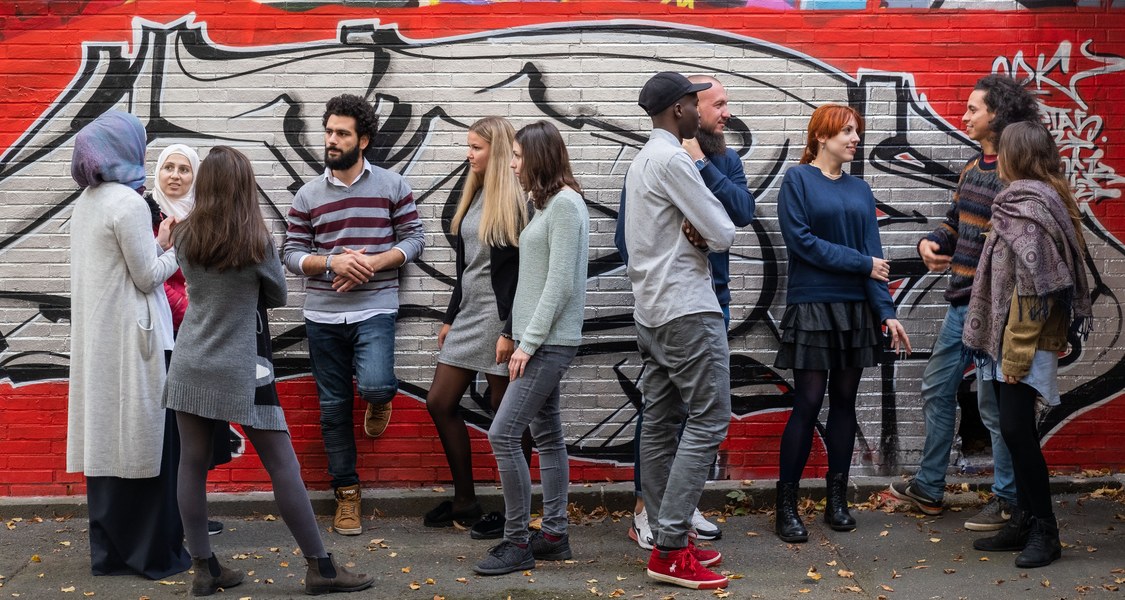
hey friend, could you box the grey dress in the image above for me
[439,194,508,376]
[163,241,289,431]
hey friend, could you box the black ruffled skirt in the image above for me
[774,301,883,370]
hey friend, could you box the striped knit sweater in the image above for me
[923,154,1003,306]
[283,162,425,313]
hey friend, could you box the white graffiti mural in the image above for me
[0,16,1122,473]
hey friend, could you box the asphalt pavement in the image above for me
[1,477,1123,600]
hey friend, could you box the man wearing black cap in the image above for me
[622,71,736,591]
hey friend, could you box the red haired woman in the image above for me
[773,104,910,543]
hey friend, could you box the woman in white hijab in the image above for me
[145,144,232,537]
[146,144,200,331]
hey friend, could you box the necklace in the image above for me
[812,162,842,180]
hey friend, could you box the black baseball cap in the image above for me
[638,72,712,116]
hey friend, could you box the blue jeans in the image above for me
[305,313,398,489]
[489,344,577,545]
[914,304,1016,503]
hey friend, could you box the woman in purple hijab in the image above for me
[66,110,191,579]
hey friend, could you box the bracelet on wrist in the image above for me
[325,254,333,275]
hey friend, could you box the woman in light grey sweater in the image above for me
[165,147,372,597]
[474,121,589,576]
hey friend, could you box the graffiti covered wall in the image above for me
[0,0,1122,496]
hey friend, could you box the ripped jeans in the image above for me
[306,313,398,489]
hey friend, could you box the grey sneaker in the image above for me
[473,540,535,576]
[964,496,1013,532]
[888,480,943,516]
[529,530,572,561]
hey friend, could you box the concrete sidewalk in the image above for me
[1,476,1123,599]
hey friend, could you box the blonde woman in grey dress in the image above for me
[425,117,529,532]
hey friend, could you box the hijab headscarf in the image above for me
[152,144,201,220]
[70,110,147,190]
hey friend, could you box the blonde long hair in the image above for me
[450,117,527,247]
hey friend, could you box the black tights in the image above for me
[427,363,532,509]
[995,381,1054,519]
[779,368,863,483]
[176,412,326,560]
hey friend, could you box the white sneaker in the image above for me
[691,508,722,540]
[629,508,654,550]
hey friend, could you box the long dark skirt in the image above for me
[86,408,191,579]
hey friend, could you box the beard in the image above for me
[694,126,727,157]
[325,143,362,171]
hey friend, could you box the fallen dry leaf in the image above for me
[837,569,854,578]
[806,567,822,581]
[401,567,411,574]
[929,537,941,543]
[880,584,894,592]
[879,530,889,537]
[409,581,421,590]
[943,569,956,574]
[61,586,75,593]
[455,577,468,584]
[1041,579,1051,588]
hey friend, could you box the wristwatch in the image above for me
[694,158,708,170]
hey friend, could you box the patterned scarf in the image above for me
[963,179,1092,361]
[70,110,147,190]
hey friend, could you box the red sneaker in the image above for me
[646,547,729,589]
[688,539,722,567]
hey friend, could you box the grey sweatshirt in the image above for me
[624,128,735,328]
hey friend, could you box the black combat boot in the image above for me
[775,481,808,543]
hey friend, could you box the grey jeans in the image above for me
[488,344,578,545]
[637,312,730,549]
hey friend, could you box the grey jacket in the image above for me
[623,128,735,328]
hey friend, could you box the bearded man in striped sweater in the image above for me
[284,94,425,536]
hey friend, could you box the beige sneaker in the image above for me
[364,402,392,438]
[333,485,363,535]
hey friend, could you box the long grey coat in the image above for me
[67,183,178,478]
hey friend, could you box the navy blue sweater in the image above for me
[776,164,895,322]
[615,147,755,306]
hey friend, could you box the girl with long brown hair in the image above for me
[165,146,373,596]
[474,121,588,576]
[965,121,1091,568]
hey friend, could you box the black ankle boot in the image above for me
[824,473,856,531]
[973,504,1030,552]
[1015,515,1061,568]
[775,481,808,543]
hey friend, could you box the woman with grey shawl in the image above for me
[964,121,1092,569]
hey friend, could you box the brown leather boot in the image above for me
[305,553,375,595]
[190,554,244,596]
[333,484,363,536]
